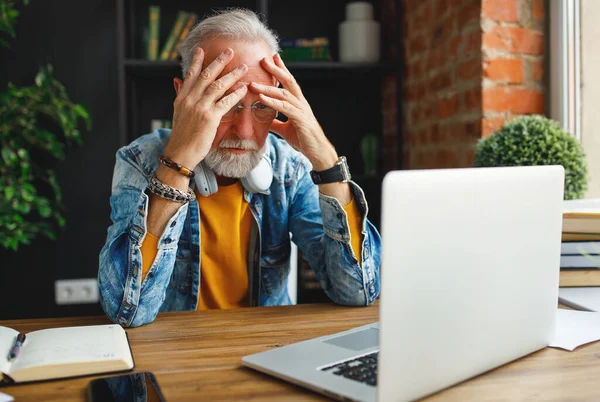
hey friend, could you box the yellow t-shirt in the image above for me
[140,184,364,310]
[196,182,251,309]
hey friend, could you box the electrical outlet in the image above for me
[55,278,99,305]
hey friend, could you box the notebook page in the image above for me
[549,309,600,351]
[0,391,14,402]
[9,325,129,373]
[558,287,600,312]
[0,327,19,376]
[563,198,600,213]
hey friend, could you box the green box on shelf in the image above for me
[280,46,330,62]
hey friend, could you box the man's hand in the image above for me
[249,54,339,172]
[164,47,249,171]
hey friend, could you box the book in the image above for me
[169,12,197,61]
[561,255,600,268]
[561,241,600,255]
[280,46,330,61]
[560,269,600,287]
[0,324,134,384]
[562,198,600,234]
[279,37,329,48]
[147,6,160,60]
[558,287,600,311]
[159,11,189,61]
[562,232,600,241]
[279,36,331,62]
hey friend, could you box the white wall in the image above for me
[580,0,600,198]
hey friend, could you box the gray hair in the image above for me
[178,8,280,77]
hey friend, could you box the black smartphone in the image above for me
[87,371,166,402]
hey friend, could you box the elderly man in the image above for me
[98,8,380,327]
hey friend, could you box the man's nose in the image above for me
[232,109,254,140]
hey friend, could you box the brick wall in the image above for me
[393,0,546,170]
[481,0,545,136]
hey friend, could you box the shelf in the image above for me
[123,59,398,76]
[285,61,397,72]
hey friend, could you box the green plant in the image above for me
[473,115,588,200]
[0,0,91,250]
[0,0,28,48]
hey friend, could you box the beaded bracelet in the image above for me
[147,175,196,203]
[158,155,195,178]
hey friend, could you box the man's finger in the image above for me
[257,93,300,119]
[178,47,205,99]
[248,82,303,109]
[215,84,248,116]
[269,119,301,151]
[273,54,307,101]
[260,57,303,99]
[200,64,248,105]
[187,48,235,102]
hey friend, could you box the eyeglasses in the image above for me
[221,100,278,123]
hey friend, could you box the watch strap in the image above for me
[310,156,351,185]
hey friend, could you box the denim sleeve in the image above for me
[288,159,381,306]
[98,148,188,327]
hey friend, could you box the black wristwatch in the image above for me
[310,156,351,185]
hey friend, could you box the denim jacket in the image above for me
[98,129,381,327]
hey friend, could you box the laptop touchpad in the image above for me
[323,328,379,351]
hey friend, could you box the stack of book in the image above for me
[146,6,198,61]
[559,198,600,287]
[279,37,331,62]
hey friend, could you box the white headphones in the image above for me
[193,153,273,196]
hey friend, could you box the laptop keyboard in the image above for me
[320,352,378,386]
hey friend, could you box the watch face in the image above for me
[340,158,351,181]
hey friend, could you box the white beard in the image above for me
[203,138,264,178]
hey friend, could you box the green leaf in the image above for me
[34,69,46,87]
[21,188,34,202]
[56,215,65,227]
[38,203,51,218]
[4,186,15,200]
[16,148,28,158]
[73,104,90,120]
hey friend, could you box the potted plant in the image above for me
[473,115,589,200]
[0,0,91,250]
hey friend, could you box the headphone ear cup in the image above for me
[193,161,218,196]
[241,154,273,193]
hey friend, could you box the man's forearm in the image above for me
[318,182,352,206]
[310,146,352,206]
[147,165,192,236]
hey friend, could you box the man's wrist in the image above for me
[155,165,192,192]
[318,182,352,205]
[308,147,338,172]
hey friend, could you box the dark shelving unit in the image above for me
[124,58,398,71]
[115,0,402,304]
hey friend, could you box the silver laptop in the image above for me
[242,165,565,402]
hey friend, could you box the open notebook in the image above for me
[0,324,134,384]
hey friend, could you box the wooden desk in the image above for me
[1,303,599,401]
